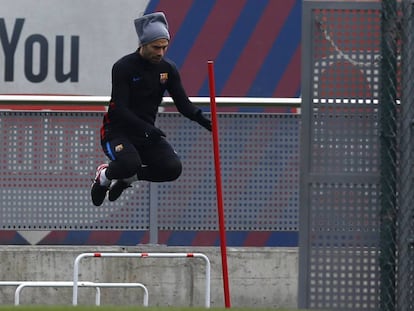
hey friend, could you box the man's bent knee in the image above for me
[164,159,182,181]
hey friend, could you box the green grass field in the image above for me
[0,306,306,311]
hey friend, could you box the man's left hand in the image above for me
[195,111,212,131]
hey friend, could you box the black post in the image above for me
[379,1,398,310]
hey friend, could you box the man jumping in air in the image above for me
[91,12,211,206]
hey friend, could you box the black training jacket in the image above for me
[101,51,201,141]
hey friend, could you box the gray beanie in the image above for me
[134,12,170,46]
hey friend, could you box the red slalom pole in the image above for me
[207,60,231,308]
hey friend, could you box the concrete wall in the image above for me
[0,246,298,308]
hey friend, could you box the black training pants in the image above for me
[101,135,182,182]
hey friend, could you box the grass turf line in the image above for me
[0,306,305,311]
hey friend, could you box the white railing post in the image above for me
[72,253,91,305]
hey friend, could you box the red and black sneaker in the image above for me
[91,164,109,206]
[108,180,132,202]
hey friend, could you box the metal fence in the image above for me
[397,1,414,310]
[300,1,414,310]
[0,96,300,246]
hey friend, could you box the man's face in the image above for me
[140,38,169,63]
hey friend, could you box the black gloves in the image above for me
[145,126,166,141]
[194,110,212,131]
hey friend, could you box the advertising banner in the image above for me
[0,0,149,95]
[1,0,302,97]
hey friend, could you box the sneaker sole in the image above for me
[91,182,108,206]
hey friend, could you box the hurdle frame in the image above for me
[12,281,148,306]
[72,252,211,308]
[11,281,149,307]
[14,281,100,306]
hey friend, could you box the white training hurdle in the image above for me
[14,281,101,306]
[0,280,148,306]
[72,252,211,308]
